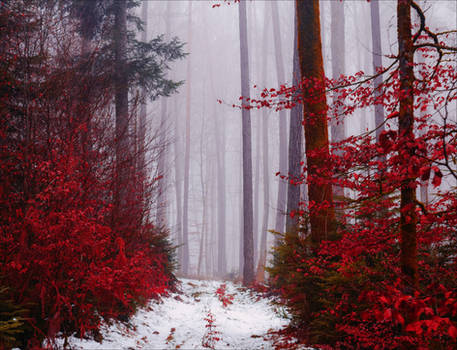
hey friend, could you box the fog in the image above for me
[138,0,457,278]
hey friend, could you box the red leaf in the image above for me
[449,325,457,339]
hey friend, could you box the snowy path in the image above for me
[60,278,289,349]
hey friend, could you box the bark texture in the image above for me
[330,0,345,200]
[397,0,418,287]
[239,0,254,285]
[271,1,288,236]
[182,0,192,275]
[371,0,385,144]
[286,10,303,234]
[296,0,336,245]
[113,0,130,226]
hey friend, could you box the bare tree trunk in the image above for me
[270,1,288,236]
[173,103,183,273]
[113,0,130,228]
[256,12,270,281]
[253,103,261,266]
[156,1,171,227]
[286,10,302,234]
[215,106,227,277]
[397,0,417,288]
[239,0,254,285]
[136,0,148,222]
[296,0,336,246]
[197,115,207,277]
[371,0,385,145]
[330,0,345,200]
[208,160,216,277]
[182,0,192,275]
[239,155,244,276]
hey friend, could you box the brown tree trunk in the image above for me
[239,0,254,285]
[397,0,418,288]
[296,0,336,246]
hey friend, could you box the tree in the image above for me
[156,1,172,227]
[397,0,417,288]
[330,0,345,200]
[370,0,385,145]
[113,0,130,228]
[238,0,254,285]
[296,0,336,245]
[286,7,303,234]
[271,1,288,236]
[182,0,192,275]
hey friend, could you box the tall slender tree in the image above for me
[397,0,417,287]
[182,0,192,275]
[239,0,254,285]
[256,5,270,281]
[371,0,385,145]
[156,1,172,227]
[271,1,288,236]
[113,0,130,228]
[296,0,336,245]
[286,9,303,234]
[330,0,345,200]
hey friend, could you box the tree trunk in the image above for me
[296,0,336,246]
[286,10,303,234]
[214,99,227,277]
[182,0,192,275]
[173,100,183,273]
[330,0,345,200]
[271,1,288,236]
[137,0,148,222]
[113,0,130,228]
[156,1,171,227]
[239,0,254,285]
[371,0,385,145]
[256,11,270,281]
[397,0,418,288]
[197,115,207,277]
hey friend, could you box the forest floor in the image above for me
[57,278,297,349]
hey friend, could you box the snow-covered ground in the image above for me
[57,278,291,349]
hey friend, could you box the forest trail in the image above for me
[58,278,290,349]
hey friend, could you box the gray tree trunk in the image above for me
[173,103,183,273]
[197,115,207,277]
[370,0,385,144]
[137,0,148,221]
[286,11,303,234]
[239,0,254,285]
[156,1,171,227]
[256,9,270,282]
[113,0,130,225]
[270,1,288,236]
[182,0,192,275]
[330,0,345,200]
[215,103,227,277]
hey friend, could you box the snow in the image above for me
[56,278,292,349]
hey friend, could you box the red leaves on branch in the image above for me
[264,39,457,349]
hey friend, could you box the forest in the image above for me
[1,0,457,349]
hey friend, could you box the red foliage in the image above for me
[0,4,173,348]
[261,27,457,349]
[215,284,234,308]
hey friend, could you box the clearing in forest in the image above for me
[58,278,292,349]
